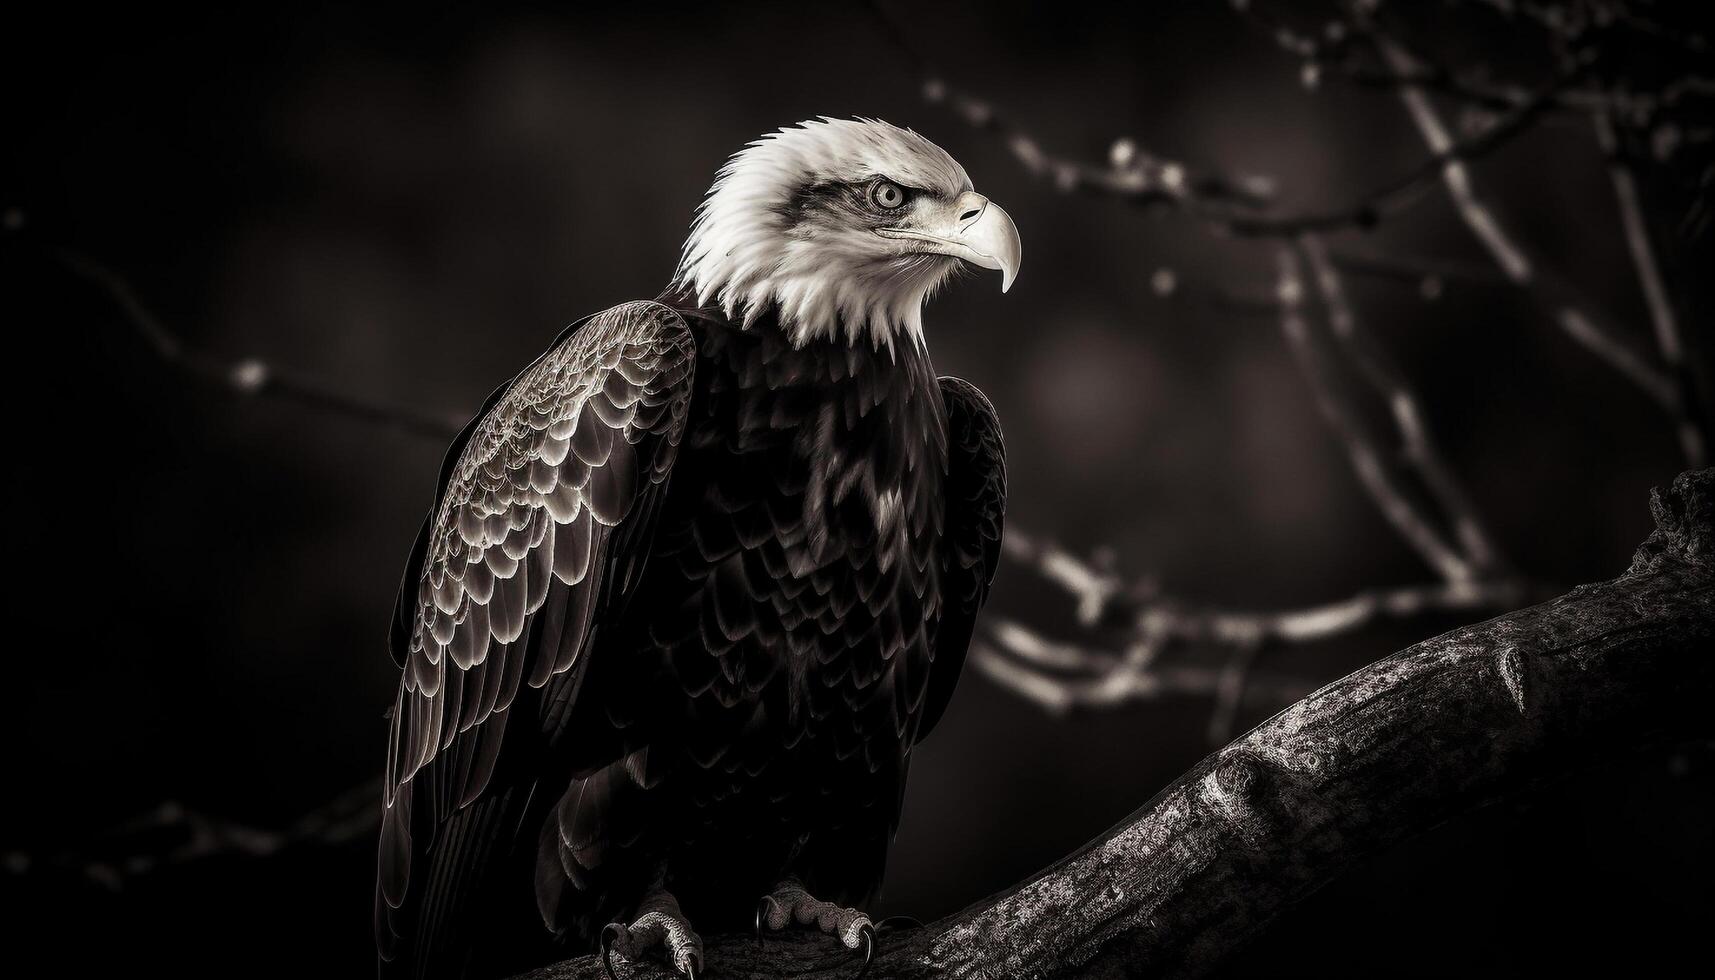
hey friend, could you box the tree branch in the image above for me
[1373,38,1698,460]
[971,576,1537,717]
[1299,234,1505,575]
[5,780,381,891]
[969,617,1315,724]
[1275,246,1474,582]
[866,0,1697,467]
[1592,112,1710,466]
[519,468,1714,979]
[57,248,467,441]
[863,0,1574,238]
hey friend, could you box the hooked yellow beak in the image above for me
[878,190,1022,293]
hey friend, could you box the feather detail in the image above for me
[377,301,696,974]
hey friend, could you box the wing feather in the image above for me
[376,301,696,972]
[917,376,1006,743]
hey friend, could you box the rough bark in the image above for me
[520,469,1714,980]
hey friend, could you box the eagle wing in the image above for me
[917,376,1006,742]
[375,301,696,971]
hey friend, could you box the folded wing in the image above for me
[375,301,696,973]
[918,376,1006,743]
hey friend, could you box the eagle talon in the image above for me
[854,923,876,980]
[599,901,703,980]
[756,878,879,973]
[754,896,776,949]
[600,923,624,980]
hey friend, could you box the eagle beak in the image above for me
[879,191,1022,293]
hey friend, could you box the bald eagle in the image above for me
[375,118,1015,980]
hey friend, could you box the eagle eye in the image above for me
[868,179,906,210]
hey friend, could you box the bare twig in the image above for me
[1378,39,1534,281]
[1593,112,1709,466]
[1001,526,1536,646]
[1137,577,1536,646]
[1374,39,1695,443]
[970,619,1312,717]
[924,74,1277,214]
[867,0,1704,477]
[1325,246,1511,291]
[979,244,1540,730]
[1000,526,1136,627]
[865,0,1574,239]
[1207,636,1264,745]
[58,248,467,441]
[5,779,381,891]
[1238,0,1644,118]
[877,0,1696,468]
[1277,246,1475,582]
[1146,247,1512,316]
[1300,234,1505,574]
[978,555,1538,721]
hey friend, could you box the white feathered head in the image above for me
[674,117,1021,351]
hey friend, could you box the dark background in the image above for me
[6,1,1711,977]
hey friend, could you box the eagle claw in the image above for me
[754,896,776,949]
[755,879,878,976]
[600,923,623,980]
[599,903,704,980]
[854,922,876,980]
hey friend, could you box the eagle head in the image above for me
[674,117,1022,351]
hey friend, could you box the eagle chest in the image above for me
[658,331,948,749]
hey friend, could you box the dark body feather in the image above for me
[375,292,1006,979]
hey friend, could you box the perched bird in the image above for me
[375,117,1014,980]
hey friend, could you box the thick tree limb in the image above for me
[520,468,1713,980]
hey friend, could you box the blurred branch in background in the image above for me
[863,0,1710,730]
[1283,238,1497,583]
[863,0,1708,459]
[4,780,380,891]
[1371,34,1705,463]
[59,249,469,441]
[980,244,1549,741]
[871,1,1580,239]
